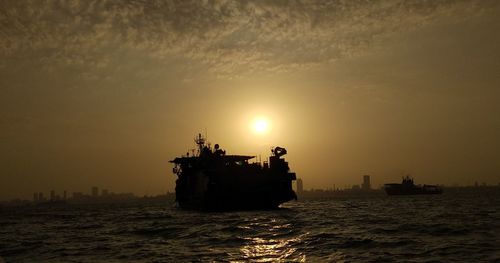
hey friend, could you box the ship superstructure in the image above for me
[170,134,297,210]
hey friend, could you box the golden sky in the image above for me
[1,0,500,200]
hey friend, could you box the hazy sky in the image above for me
[1,0,500,200]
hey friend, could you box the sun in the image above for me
[252,118,269,134]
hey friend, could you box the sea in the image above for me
[1,190,499,262]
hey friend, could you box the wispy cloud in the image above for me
[0,0,489,78]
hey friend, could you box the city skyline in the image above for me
[8,175,499,203]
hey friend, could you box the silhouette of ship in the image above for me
[384,176,443,195]
[170,134,297,210]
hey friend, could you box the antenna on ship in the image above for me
[204,128,211,150]
[194,133,206,155]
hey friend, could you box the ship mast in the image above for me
[194,133,206,156]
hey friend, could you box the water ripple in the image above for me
[1,191,499,262]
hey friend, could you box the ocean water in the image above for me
[1,191,499,262]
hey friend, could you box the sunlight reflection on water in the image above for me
[240,237,304,262]
[235,217,306,262]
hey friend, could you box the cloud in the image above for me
[0,0,491,78]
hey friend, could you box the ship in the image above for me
[384,176,443,195]
[170,134,297,210]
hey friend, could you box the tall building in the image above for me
[92,186,99,198]
[50,190,55,201]
[296,178,303,194]
[362,175,371,190]
[63,190,67,200]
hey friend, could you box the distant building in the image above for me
[102,189,109,196]
[38,192,44,201]
[33,193,38,202]
[50,190,55,201]
[73,192,84,200]
[362,175,371,190]
[296,178,303,194]
[92,187,99,198]
[63,191,67,200]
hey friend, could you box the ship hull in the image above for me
[176,172,297,211]
[178,192,295,211]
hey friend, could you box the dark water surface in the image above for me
[1,191,500,262]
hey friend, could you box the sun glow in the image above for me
[253,118,269,134]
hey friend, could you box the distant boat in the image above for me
[170,133,297,210]
[384,176,443,195]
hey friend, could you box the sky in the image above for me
[1,0,500,200]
